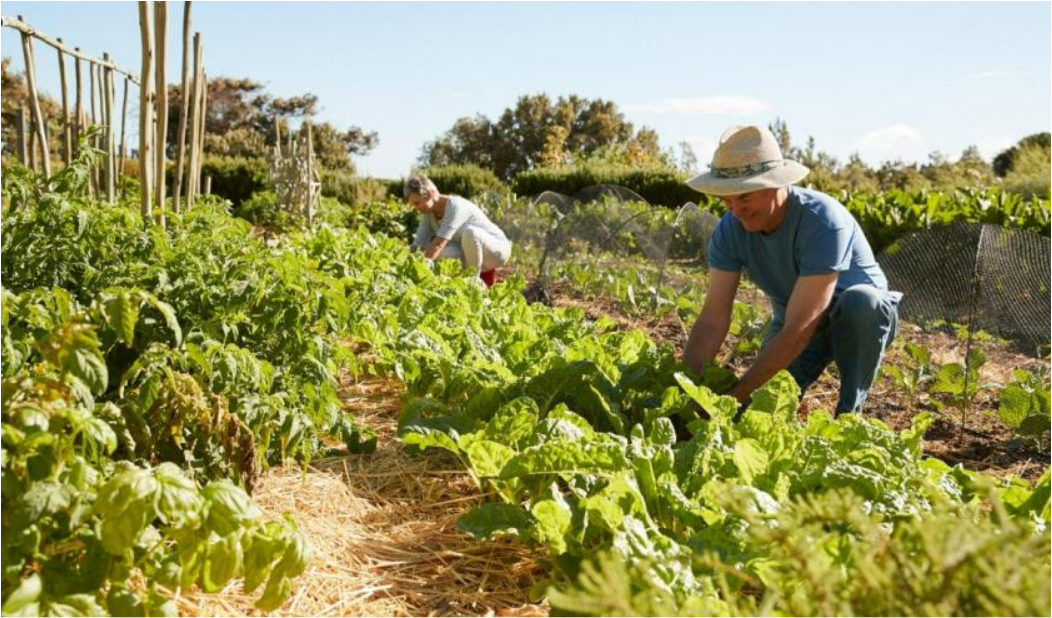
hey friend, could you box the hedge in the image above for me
[197,157,269,206]
[405,164,507,199]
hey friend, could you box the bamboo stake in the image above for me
[138,1,155,219]
[101,53,114,201]
[17,104,29,164]
[172,1,192,213]
[195,70,208,198]
[306,120,315,225]
[185,32,203,209]
[89,62,100,192]
[19,16,50,177]
[154,1,168,223]
[119,78,130,178]
[56,39,72,165]
[74,51,84,151]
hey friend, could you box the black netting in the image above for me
[877,223,1051,352]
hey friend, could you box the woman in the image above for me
[404,175,512,288]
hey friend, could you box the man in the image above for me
[683,125,902,414]
[404,175,512,288]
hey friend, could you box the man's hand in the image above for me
[684,269,740,375]
[423,237,450,260]
[728,273,838,403]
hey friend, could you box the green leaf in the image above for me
[674,372,738,423]
[733,438,769,484]
[531,499,574,555]
[461,439,515,478]
[102,288,139,346]
[2,574,42,615]
[746,371,800,420]
[204,481,262,536]
[155,462,203,526]
[202,534,244,592]
[457,503,535,539]
[500,440,628,480]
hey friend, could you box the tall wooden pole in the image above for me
[56,39,72,165]
[19,15,50,177]
[119,78,130,178]
[154,1,169,223]
[17,104,29,164]
[90,62,100,192]
[195,70,208,198]
[185,32,203,209]
[74,51,85,152]
[138,1,155,219]
[172,1,192,213]
[102,53,115,202]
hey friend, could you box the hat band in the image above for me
[710,159,785,179]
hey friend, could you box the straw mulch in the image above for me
[178,375,548,617]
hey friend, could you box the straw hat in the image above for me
[686,125,810,196]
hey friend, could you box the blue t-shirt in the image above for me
[707,186,888,319]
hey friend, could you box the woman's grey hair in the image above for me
[403,175,438,199]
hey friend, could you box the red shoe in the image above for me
[479,269,497,288]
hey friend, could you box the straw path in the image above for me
[179,374,548,617]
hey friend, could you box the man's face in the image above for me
[407,190,436,214]
[722,187,783,233]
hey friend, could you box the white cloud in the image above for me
[625,96,768,116]
[968,70,1008,79]
[855,124,924,156]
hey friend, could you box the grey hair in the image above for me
[403,175,438,199]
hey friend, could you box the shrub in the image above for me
[411,164,506,198]
[512,163,705,207]
[198,156,269,205]
[321,170,395,206]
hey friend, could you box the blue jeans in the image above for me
[765,285,903,414]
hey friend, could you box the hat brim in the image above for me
[686,160,810,197]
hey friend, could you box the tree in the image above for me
[165,77,377,170]
[419,93,664,180]
[993,132,1051,177]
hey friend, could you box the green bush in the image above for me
[321,170,396,206]
[412,164,506,199]
[322,198,418,242]
[512,163,704,207]
[199,156,269,206]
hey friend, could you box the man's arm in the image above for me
[727,273,838,403]
[423,236,450,260]
[684,268,741,375]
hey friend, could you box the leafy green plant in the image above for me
[882,341,937,395]
[998,369,1052,444]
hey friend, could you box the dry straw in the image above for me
[179,376,547,617]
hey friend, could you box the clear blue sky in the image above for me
[3,2,1049,178]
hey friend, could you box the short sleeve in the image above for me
[435,199,472,240]
[706,216,743,272]
[798,221,852,276]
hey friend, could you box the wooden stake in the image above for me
[17,104,29,164]
[195,70,208,198]
[57,39,72,165]
[74,50,84,151]
[172,1,192,213]
[154,1,169,223]
[102,53,115,202]
[19,16,50,177]
[185,32,203,208]
[119,78,130,178]
[138,1,155,219]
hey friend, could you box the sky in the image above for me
[3,1,1049,178]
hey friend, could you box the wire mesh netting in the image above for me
[877,222,1052,353]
